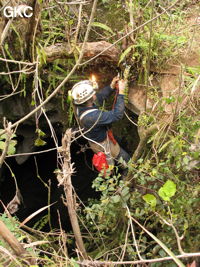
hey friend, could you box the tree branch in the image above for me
[44,41,120,62]
[0,219,35,264]
[0,0,98,137]
[79,0,181,66]
[132,124,159,162]
[58,129,88,259]
[78,252,200,266]
[0,121,13,167]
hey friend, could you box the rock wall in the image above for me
[127,9,200,115]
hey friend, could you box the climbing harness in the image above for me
[72,103,113,169]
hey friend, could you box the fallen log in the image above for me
[44,41,120,62]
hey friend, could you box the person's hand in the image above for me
[118,79,126,95]
[110,76,120,89]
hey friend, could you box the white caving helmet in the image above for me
[71,80,98,105]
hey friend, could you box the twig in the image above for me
[131,124,159,162]
[73,3,83,51]
[191,74,200,95]
[120,221,130,261]
[0,121,13,167]
[0,245,21,266]
[126,205,143,260]
[173,64,184,118]
[78,0,98,61]
[19,203,56,228]
[155,211,185,255]
[0,57,37,65]
[0,66,35,75]
[78,252,200,266]
[4,161,23,215]
[79,0,181,66]
[124,111,138,126]
[30,0,41,62]
[128,0,135,42]
[6,147,58,158]
[0,219,35,265]
[58,129,88,259]
[57,1,90,4]
[145,0,154,111]
[0,47,15,91]
[0,19,13,46]
[0,90,24,102]
[0,0,98,137]
[129,216,185,267]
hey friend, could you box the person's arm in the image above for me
[85,80,126,126]
[96,76,120,105]
[96,95,125,125]
[96,86,114,106]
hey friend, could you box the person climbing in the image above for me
[71,76,131,170]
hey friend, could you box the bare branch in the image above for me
[0,219,35,264]
[79,0,181,66]
[78,252,200,266]
[0,121,13,167]
[0,19,13,46]
[0,57,36,65]
[58,128,88,259]
[0,0,98,137]
[131,124,159,162]
[126,205,143,260]
[44,41,119,62]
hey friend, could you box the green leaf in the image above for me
[158,180,176,202]
[0,140,16,155]
[183,156,189,165]
[99,185,107,191]
[164,96,175,104]
[184,221,188,231]
[7,140,17,155]
[118,45,135,64]
[35,138,46,147]
[111,195,121,203]
[0,141,5,150]
[36,129,46,137]
[31,99,36,106]
[158,139,172,153]
[67,90,72,103]
[91,22,114,34]
[68,19,74,25]
[143,194,157,207]
[0,130,16,140]
[121,187,130,197]
[0,131,6,140]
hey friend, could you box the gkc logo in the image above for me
[3,5,33,18]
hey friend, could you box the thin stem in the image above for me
[79,0,181,66]
[145,0,154,111]
[0,0,98,137]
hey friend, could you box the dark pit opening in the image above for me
[0,111,139,231]
[0,133,99,231]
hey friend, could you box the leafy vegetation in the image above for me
[0,130,16,155]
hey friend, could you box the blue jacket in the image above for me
[77,86,125,142]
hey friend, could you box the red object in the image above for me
[115,81,119,90]
[112,88,119,109]
[107,129,117,145]
[92,152,109,172]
